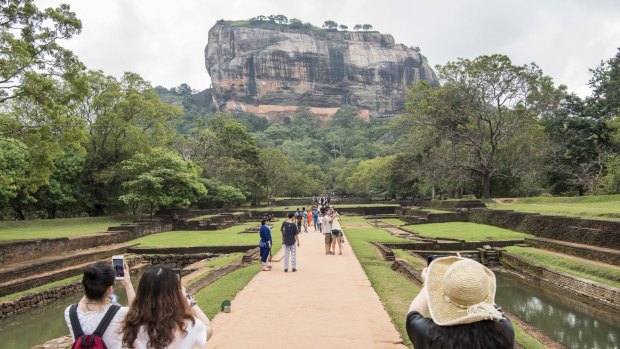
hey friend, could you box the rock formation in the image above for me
[205,21,438,120]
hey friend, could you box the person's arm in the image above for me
[267,228,272,247]
[121,261,135,305]
[192,303,213,341]
[408,268,428,315]
[295,233,300,247]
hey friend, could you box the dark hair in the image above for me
[288,212,295,219]
[82,262,115,300]
[426,319,514,349]
[302,207,305,210]
[261,220,266,225]
[122,266,194,349]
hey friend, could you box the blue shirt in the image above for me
[259,225,272,245]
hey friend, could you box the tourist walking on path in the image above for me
[302,207,308,233]
[331,213,344,255]
[406,257,514,349]
[312,207,320,232]
[322,208,333,255]
[282,212,300,272]
[295,208,302,232]
[306,209,313,231]
[121,266,213,349]
[65,261,135,349]
[259,220,272,271]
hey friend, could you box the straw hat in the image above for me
[425,257,503,326]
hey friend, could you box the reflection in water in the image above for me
[0,286,131,348]
[496,273,620,349]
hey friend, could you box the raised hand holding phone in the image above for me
[112,255,125,280]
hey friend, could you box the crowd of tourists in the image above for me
[67,197,513,349]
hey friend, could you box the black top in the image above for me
[281,221,298,246]
[406,311,515,349]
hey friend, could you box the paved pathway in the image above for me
[206,228,407,349]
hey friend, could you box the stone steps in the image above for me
[0,242,137,285]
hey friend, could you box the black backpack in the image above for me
[69,303,121,349]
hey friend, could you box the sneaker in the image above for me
[339,252,342,255]
[262,267,270,271]
[284,268,288,272]
[292,268,297,272]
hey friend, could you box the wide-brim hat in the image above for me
[425,256,502,326]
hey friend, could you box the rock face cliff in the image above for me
[205,22,438,120]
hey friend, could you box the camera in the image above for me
[112,255,124,280]
[426,254,448,266]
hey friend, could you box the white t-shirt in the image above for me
[64,304,128,349]
[132,317,207,349]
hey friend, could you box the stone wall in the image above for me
[500,252,620,313]
[128,245,256,255]
[383,240,522,251]
[142,253,218,268]
[0,282,82,319]
[0,220,171,265]
[525,237,620,266]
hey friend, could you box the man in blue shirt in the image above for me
[259,220,272,271]
[281,212,300,272]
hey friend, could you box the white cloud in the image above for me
[36,0,620,97]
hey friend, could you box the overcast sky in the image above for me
[37,0,620,97]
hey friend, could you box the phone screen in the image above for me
[113,258,124,278]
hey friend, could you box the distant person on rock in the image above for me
[259,219,272,271]
[121,266,213,349]
[65,261,135,349]
[282,212,300,272]
[406,257,514,349]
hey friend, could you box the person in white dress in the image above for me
[121,266,213,349]
[64,261,135,349]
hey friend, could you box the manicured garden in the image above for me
[410,222,531,241]
[489,194,620,220]
[131,222,282,247]
[0,216,132,241]
[505,246,620,288]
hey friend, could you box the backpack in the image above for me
[296,213,302,222]
[69,303,121,349]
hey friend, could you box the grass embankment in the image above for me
[0,216,132,241]
[489,194,620,220]
[0,275,82,302]
[411,222,531,241]
[346,217,544,349]
[505,246,620,288]
[392,249,426,269]
[132,222,282,247]
[378,218,409,226]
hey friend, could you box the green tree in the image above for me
[339,24,348,31]
[362,24,373,31]
[119,149,207,215]
[353,24,362,31]
[0,140,35,219]
[322,20,338,29]
[259,148,293,203]
[347,156,396,197]
[196,178,245,208]
[289,18,303,28]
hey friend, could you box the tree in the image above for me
[362,24,373,31]
[353,24,362,31]
[289,18,303,28]
[196,178,245,208]
[347,156,396,197]
[274,15,288,24]
[589,48,620,119]
[339,24,348,31]
[119,149,207,215]
[0,140,35,219]
[322,20,338,29]
[401,55,557,198]
[259,148,293,203]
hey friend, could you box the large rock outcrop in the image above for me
[205,21,438,120]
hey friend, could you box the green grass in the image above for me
[393,249,426,269]
[513,324,547,349]
[411,222,531,241]
[344,217,420,348]
[0,216,132,241]
[489,194,620,220]
[186,253,244,287]
[0,275,82,302]
[379,218,409,226]
[131,222,282,247]
[193,263,261,318]
[505,246,620,288]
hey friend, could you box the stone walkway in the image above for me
[205,228,407,349]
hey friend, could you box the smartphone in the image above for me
[173,268,182,281]
[112,255,125,280]
[426,254,446,266]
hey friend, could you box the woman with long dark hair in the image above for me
[406,257,514,349]
[64,261,135,349]
[121,266,213,349]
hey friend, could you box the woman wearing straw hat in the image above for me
[406,256,514,349]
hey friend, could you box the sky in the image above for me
[37,0,620,97]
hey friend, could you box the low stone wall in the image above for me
[414,199,486,209]
[391,260,423,285]
[383,240,522,251]
[401,212,469,224]
[335,205,399,216]
[525,237,620,266]
[142,253,219,268]
[370,242,395,261]
[468,210,620,249]
[128,245,256,255]
[0,282,82,319]
[0,219,171,265]
[500,252,620,313]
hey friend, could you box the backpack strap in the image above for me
[69,304,85,339]
[93,305,121,337]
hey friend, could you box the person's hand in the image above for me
[297,242,300,247]
[121,261,131,287]
[421,267,428,284]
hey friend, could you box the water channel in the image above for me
[495,273,620,349]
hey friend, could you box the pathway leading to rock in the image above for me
[205,227,407,349]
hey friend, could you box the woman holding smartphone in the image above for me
[64,260,135,349]
[121,265,213,349]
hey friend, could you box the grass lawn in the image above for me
[193,263,261,318]
[392,249,426,269]
[489,194,620,220]
[411,222,531,241]
[378,218,409,226]
[0,216,132,241]
[505,246,620,288]
[343,217,419,348]
[131,222,283,247]
[0,275,82,302]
